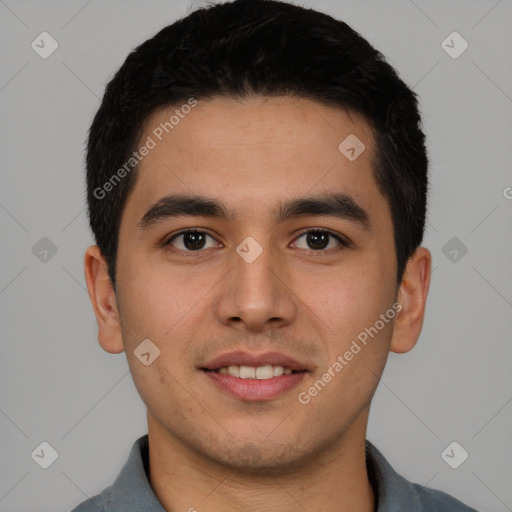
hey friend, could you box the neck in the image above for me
[147,412,375,512]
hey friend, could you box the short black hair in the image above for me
[86,0,428,289]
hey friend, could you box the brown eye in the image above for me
[293,230,347,251]
[166,230,218,252]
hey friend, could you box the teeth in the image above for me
[227,365,240,377]
[256,365,274,379]
[239,366,256,379]
[273,365,284,377]
[217,364,295,379]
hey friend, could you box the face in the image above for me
[89,96,424,472]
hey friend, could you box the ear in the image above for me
[84,245,125,354]
[389,247,431,354]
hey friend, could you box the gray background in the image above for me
[1,0,511,510]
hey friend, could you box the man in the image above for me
[73,0,477,510]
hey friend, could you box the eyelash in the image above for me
[164,228,349,256]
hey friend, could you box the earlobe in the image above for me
[389,247,431,354]
[83,245,125,354]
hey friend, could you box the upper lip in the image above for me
[202,351,309,371]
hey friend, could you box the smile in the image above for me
[214,364,296,379]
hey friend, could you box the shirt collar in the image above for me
[107,435,166,511]
[366,439,426,511]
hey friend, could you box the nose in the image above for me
[214,238,298,333]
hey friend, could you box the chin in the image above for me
[201,437,316,475]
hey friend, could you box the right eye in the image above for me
[165,229,221,254]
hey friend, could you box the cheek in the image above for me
[306,262,393,339]
[116,259,215,388]
[126,357,182,419]
[298,268,395,423]
[117,258,207,342]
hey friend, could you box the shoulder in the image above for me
[68,435,150,512]
[407,480,479,511]
[365,440,478,512]
[69,485,113,512]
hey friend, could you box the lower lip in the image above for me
[202,370,308,401]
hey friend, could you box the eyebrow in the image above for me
[138,193,370,231]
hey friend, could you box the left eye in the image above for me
[293,230,346,251]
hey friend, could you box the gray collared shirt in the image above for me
[70,435,478,511]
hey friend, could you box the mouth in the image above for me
[200,351,309,401]
[204,364,303,378]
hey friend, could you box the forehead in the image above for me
[124,96,385,225]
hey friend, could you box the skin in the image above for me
[84,96,431,512]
